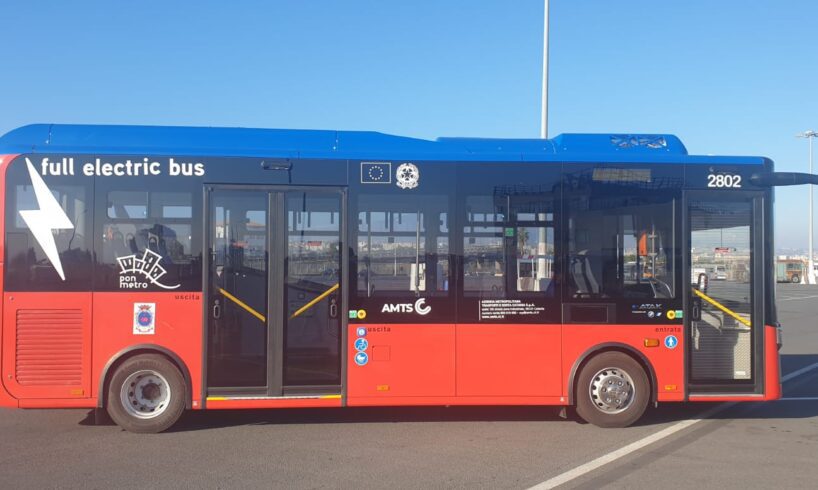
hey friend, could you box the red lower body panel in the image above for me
[1,292,93,402]
[346,322,683,406]
[562,324,685,402]
[92,292,203,407]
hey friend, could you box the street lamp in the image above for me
[540,0,550,139]
[797,130,818,284]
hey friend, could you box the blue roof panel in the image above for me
[0,124,766,165]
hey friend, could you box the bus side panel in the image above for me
[764,324,781,400]
[92,292,203,406]
[562,325,685,402]
[0,154,18,407]
[455,323,562,397]
[1,292,93,402]
[346,323,455,400]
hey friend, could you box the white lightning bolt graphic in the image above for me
[19,158,74,281]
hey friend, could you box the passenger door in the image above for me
[205,186,344,396]
[686,192,763,393]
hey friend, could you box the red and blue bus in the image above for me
[0,124,791,432]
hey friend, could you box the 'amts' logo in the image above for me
[117,249,180,290]
[381,298,431,315]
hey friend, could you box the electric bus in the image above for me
[0,124,795,432]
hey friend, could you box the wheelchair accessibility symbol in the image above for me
[664,335,678,349]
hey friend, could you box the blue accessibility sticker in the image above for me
[354,351,369,366]
[354,338,369,352]
[664,335,679,349]
[356,327,367,337]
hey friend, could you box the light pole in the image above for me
[540,0,550,139]
[538,1,551,287]
[797,130,818,284]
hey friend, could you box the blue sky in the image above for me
[1,1,817,249]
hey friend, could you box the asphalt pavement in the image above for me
[0,283,816,489]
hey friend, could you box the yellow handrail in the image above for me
[290,283,340,320]
[692,288,751,328]
[218,287,266,323]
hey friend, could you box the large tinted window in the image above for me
[357,194,449,296]
[95,174,202,291]
[564,166,678,300]
[457,164,561,324]
[5,156,93,291]
[462,193,556,296]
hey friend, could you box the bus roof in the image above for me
[0,123,767,165]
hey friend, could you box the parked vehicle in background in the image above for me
[776,259,805,283]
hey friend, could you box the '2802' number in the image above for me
[707,174,742,188]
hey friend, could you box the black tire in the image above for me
[791,275,800,283]
[575,352,650,428]
[106,354,186,433]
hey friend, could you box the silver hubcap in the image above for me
[120,370,171,419]
[589,367,635,414]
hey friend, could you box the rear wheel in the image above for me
[575,352,650,428]
[106,354,186,433]
[791,274,800,283]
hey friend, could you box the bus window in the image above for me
[98,186,200,291]
[357,194,449,296]
[463,193,557,297]
[566,183,676,300]
[463,195,506,295]
[4,157,92,291]
[513,208,555,294]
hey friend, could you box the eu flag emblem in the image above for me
[361,162,392,184]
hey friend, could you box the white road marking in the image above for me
[777,294,818,301]
[779,397,818,401]
[528,361,818,490]
[782,362,818,382]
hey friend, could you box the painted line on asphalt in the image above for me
[782,362,818,382]
[528,361,818,490]
[777,294,818,301]
[779,397,818,401]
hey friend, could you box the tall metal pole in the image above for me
[540,0,550,139]
[798,131,818,284]
[537,1,551,287]
[811,134,815,284]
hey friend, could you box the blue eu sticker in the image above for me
[354,338,369,352]
[354,351,369,366]
[664,335,678,349]
[356,327,367,337]
[361,162,392,184]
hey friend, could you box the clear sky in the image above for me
[1,1,817,250]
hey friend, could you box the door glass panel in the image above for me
[207,191,268,388]
[690,199,753,382]
[284,191,342,386]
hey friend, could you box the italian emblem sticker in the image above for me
[395,163,420,189]
[133,303,156,335]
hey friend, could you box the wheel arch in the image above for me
[97,344,192,409]
[567,343,658,406]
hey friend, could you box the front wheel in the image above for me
[791,274,800,283]
[575,352,650,428]
[106,354,186,433]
